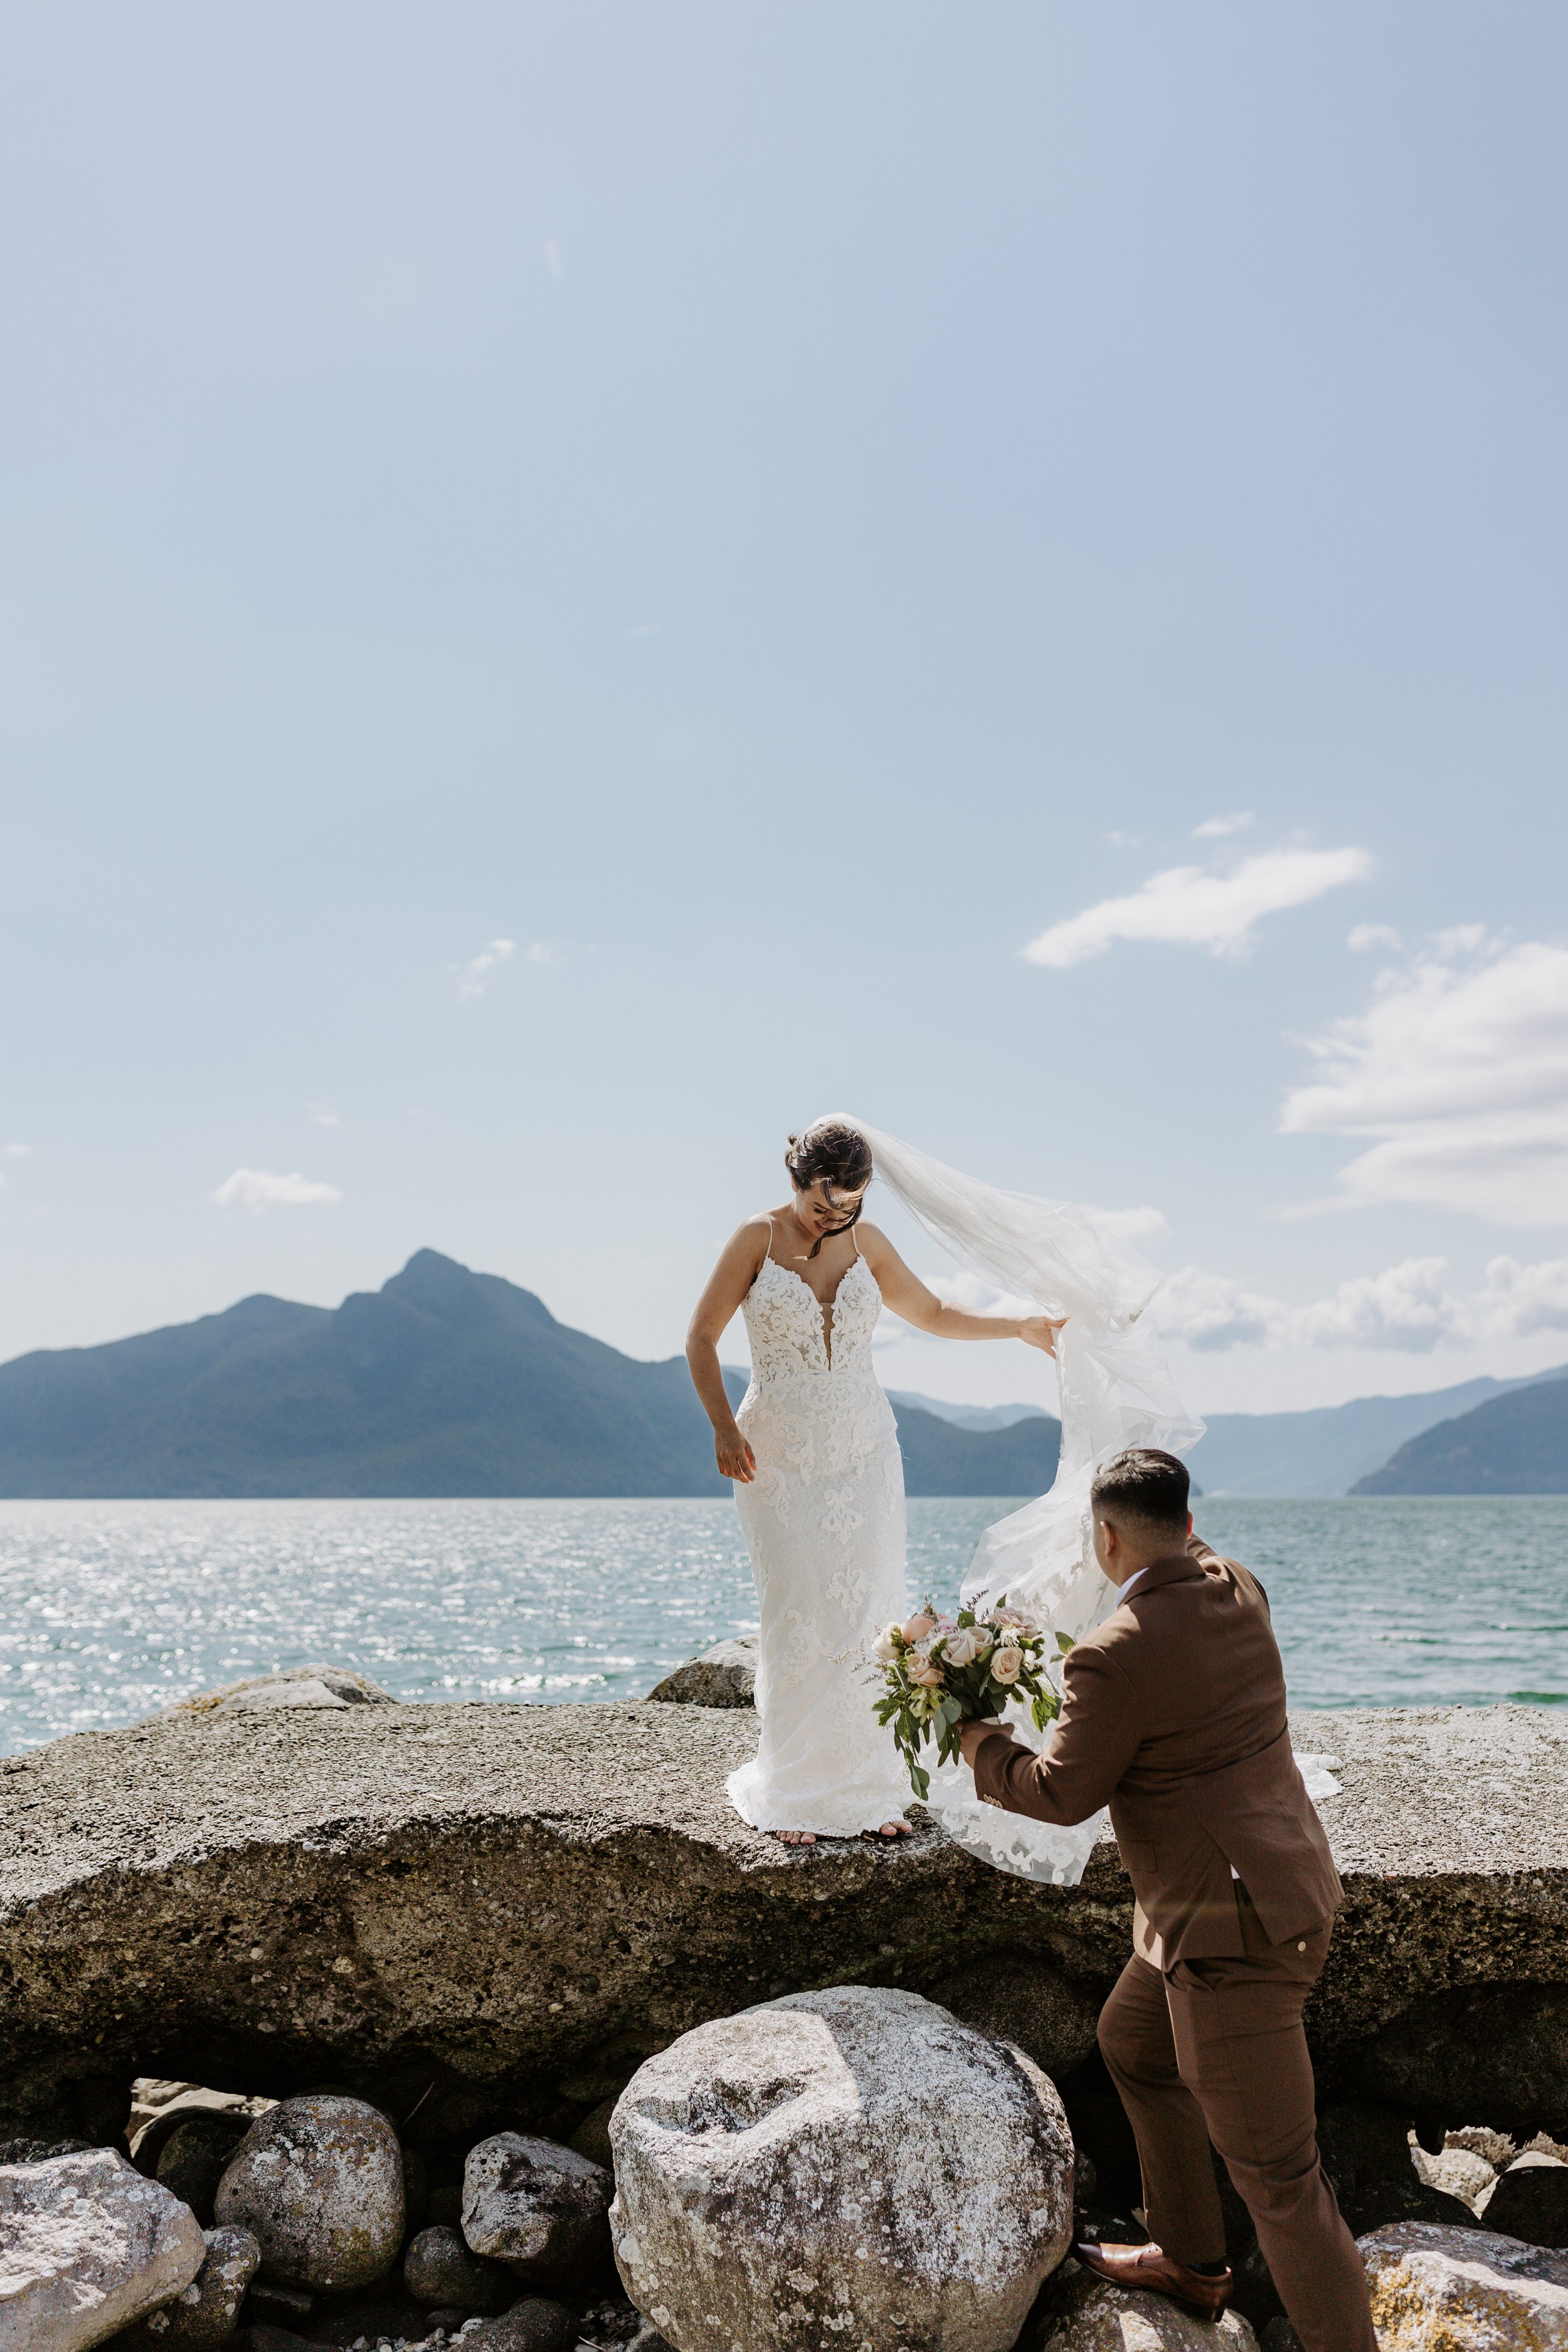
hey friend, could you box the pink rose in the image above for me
[901,1613,936,1643]
[909,1659,945,1689]
[942,1626,984,1668]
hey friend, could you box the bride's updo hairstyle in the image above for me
[785,1120,874,1258]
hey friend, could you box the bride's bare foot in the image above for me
[774,1828,817,1845]
[866,1819,913,1839]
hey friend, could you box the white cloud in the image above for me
[307,1104,342,1128]
[212,1168,342,1212]
[1192,811,1254,839]
[1477,1254,1568,1336]
[1023,845,1374,969]
[1091,1205,1170,1245]
[542,239,563,278]
[1281,935,1568,1225]
[2,1143,31,1157]
[1153,1264,1285,1350]
[525,941,556,965]
[1348,923,1402,954]
[454,938,516,999]
[1153,1249,1568,1353]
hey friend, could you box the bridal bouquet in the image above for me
[872,1601,1073,1800]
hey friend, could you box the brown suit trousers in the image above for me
[1098,1887,1375,2352]
[968,1538,1375,2352]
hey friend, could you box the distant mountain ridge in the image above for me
[1351,1377,1568,1495]
[1189,1365,1568,1496]
[0,1251,1061,1500]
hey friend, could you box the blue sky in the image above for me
[3,2,1567,1414]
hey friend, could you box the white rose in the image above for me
[991,1646,1024,1685]
[943,1626,984,1668]
[874,1623,901,1663]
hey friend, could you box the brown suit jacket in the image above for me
[970,1534,1342,1967]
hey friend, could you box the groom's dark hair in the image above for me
[1091,1448,1190,1535]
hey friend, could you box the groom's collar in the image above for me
[1115,1550,1205,1604]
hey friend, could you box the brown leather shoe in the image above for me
[1075,2239,1234,2319]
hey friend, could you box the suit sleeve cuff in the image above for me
[969,1725,1024,1808]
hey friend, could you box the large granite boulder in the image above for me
[608,1984,1074,2352]
[213,2094,404,2291]
[0,1698,1565,2143]
[112,2224,261,2348]
[462,2133,612,2284]
[0,2146,205,2352]
[1359,2218,1568,2345]
[647,1640,757,1707]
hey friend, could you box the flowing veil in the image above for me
[839,1119,1205,1884]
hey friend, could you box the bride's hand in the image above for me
[1019,1314,1067,1357]
[716,1424,757,1482]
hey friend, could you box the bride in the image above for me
[687,1118,1066,1845]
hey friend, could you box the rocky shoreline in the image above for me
[2,1671,1566,2347]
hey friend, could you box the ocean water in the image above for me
[0,1495,1563,1756]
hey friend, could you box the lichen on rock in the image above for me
[610,1983,1074,2352]
[213,2093,404,2291]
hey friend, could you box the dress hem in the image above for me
[726,1764,911,1838]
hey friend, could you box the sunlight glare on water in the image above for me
[0,1495,1562,1752]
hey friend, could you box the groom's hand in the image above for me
[958,1717,1017,1768]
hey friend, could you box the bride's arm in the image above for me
[858,1224,1064,1355]
[686,1221,768,1481]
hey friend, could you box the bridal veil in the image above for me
[839,1118,1205,1885]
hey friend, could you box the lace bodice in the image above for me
[741,1252,884,1384]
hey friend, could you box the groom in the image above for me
[957,1447,1375,2352]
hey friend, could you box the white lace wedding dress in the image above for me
[726,1237,914,1835]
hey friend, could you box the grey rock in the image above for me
[462,2134,611,2282]
[404,2223,513,2312]
[1411,2139,1496,2212]
[1359,2218,1568,2346]
[646,1638,757,1707]
[1448,2123,1518,2167]
[130,2084,275,2174]
[932,1952,1103,2080]
[610,1984,1074,2352]
[462,2301,581,2352]
[213,2095,404,2291]
[0,2146,205,2352]
[1025,2259,1261,2351]
[1,1698,1567,2143]
[157,1666,393,1721]
[113,2224,262,2348]
[1481,2150,1568,2246]
[156,2115,250,2228]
